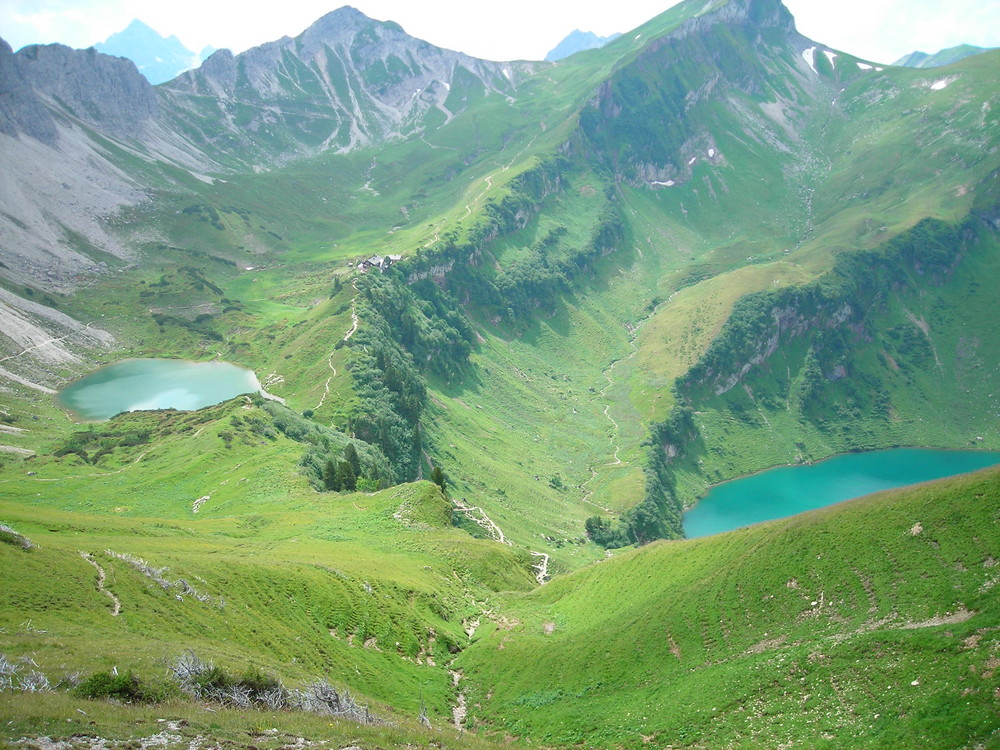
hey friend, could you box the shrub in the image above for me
[170,652,287,708]
[74,670,162,703]
[293,679,378,724]
[168,651,378,722]
[0,654,52,693]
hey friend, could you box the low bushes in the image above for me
[7,650,380,724]
[74,670,171,703]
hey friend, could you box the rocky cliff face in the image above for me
[13,42,159,140]
[160,6,536,162]
[0,40,58,145]
[0,38,156,295]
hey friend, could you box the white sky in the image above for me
[1,0,998,65]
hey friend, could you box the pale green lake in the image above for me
[58,358,262,421]
[683,448,1000,538]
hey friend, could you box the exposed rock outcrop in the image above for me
[14,42,159,140]
[0,39,58,144]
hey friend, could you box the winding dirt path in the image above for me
[79,551,121,616]
[315,283,359,410]
[0,316,101,366]
[579,347,635,512]
[343,294,360,341]
[444,129,542,240]
[453,497,511,546]
[452,497,552,585]
[0,332,73,364]
[315,352,337,410]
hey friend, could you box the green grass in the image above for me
[0,400,533,729]
[458,466,1000,748]
[2,8,1000,749]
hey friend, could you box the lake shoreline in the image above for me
[57,357,268,422]
[682,446,1000,539]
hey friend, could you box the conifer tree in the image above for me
[430,465,446,491]
[323,459,340,491]
[337,460,357,491]
[344,443,361,476]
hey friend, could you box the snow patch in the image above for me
[635,34,642,39]
[708,148,716,158]
[802,46,818,74]
[930,78,953,91]
[502,68,512,81]
[688,156,697,166]
[651,180,676,187]
[857,62,873,70]
[442,82,450,91]
[876,67,883,72]
[822,50,838,67]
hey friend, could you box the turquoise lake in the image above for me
[683,448,1000,538]
[58,359,261,421]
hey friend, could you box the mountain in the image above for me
[94,19,199,84]
[0,6,534,293]
[894,43,993,68]
[2,0,1000,746]
[545,29,621,61]
[158,6,532,163]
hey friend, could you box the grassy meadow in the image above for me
[2,4,1000,746]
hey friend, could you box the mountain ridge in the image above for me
[158,5,534,163]
[1,0,999,743]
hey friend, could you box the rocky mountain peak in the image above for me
[158,6,532,162]
[0,38,58,144]
[305,6,382,35]
[13,42,158,139]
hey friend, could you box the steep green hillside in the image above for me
[459,467,1000,748]
[652,191,1000,512]
[2,0,1000,745]
[0,400,532,726]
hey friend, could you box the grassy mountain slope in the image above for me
[0,399,532,727]
[458,466,1000,747]
[658,187,1000,506]
[2,0,1000,744]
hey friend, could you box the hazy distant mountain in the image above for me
[893,43,993,68]
[545,29,621,61]
[94,19,198,84]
